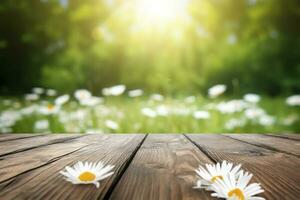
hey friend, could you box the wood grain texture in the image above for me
[226,134,300,157]
[0,134,44,142]
[186,134,300,199]
[0,134,83,157]
[0,135,98,183]
[267,134,300,141]
[110,134,213,200]
[0,134,145,200]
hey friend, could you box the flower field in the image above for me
[1,85,299,134]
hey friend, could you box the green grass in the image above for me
[0,96,299,133]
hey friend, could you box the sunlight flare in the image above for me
[133,0,190,28]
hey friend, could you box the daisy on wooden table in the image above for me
[211,171,264,200]
[194,160,241,190]
[60,161,114,188]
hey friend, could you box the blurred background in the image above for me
[0,0,299,133]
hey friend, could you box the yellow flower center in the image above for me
[47,104,54,110]
[228,188,245,200]
[211,175,223,182]
[78,171,96,182]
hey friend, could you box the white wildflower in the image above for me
[105,120,119,130]
[128,89,143,97]
[244,94,261,104]
[102,85,126,96]
[208,85,227,98]
[55,94,70,106]
[141,107,157,118]
[34,120,49,131]
[286,95,300,106]
[193,111,210,119]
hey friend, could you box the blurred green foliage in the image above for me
[0,0,299,95]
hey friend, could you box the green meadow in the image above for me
[1,91,299,133]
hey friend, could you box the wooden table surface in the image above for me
[0,134,299,200]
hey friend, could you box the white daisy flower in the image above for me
[194,161,241,190]
[20,105,38,115]
[70,109,87,121]
[225,118,246,130]
[150,94,164,101]
[156,105,169,116]
[258,115,275,126]
[46,89,57,96]
[55,94,70,106]
[39,104,60,115]
[193,110,210,119]
[60,161,114,188]
[34,119,49,131]
[141,107,157,118]
[102,85,126,96]
[244,108,265,119]
[286,95,300,106]
[217,100,248,114]
[208,84,227,98]
[0,110,22,128]
[211,171,265,200]
[128,89,143,97]
[32,87,44,95]
[80,96,103,107]
[74,89,92,102]
[105,120,119,130]
[244,94,261,104]
[25,93,39,101]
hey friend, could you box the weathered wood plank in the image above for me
[0,134,146,200]
[0,134,44,142]
[226,134,300,157]
[186,134,300,199]
[109,134,213,200]
[267,133,300,141]
[0,134,83,157]
[0,135,105,183]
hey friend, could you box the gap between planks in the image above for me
[224,134,300,158]
[102,134,148,200]
[183,134,218,163]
